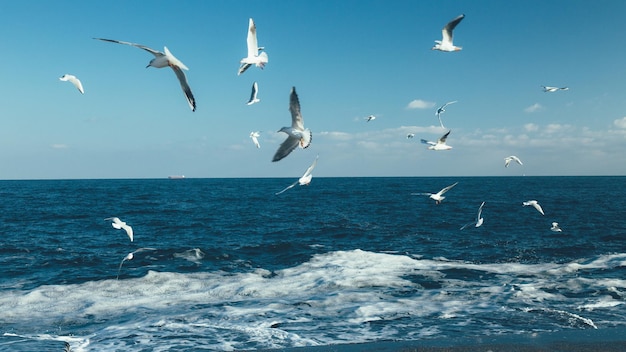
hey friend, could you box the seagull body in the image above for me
[238,18,268,75]
[432,14,465,52]
[550,222,562,232]
[272,87,312,162]
[523,200,545,215]
[93,38,196,111]
[460,201,485,230]
[407,133,415,139]
[366,115,376,122]
[421,130,452,150]
[247,81,260,105]
[276,156,318,195]
[504,155,523,168]
[59,74,84,94]
[105,217,134,242]
[412,181,458,204]
[435,101,457,129]
[250,131,261,148]
[117,247,157,279]
[541,85,569,92]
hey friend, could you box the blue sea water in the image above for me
[1,176,625,351]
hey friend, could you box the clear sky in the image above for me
[1,0,626,179]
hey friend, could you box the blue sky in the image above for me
[1,0,625,179]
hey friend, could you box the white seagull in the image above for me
[250,131,261,148]
[421,130,453,150]
[523,200,545,215]
[432,14,465,52]
[272,87,312,162]
[238,18,268,75]
[412,181,459,205]
[117,247,157,279]
[504,155,523,168]
[275,155,319,195]
[550,222,562,232]
[247,81,260,105]
[435,101,457,129]
[366,115,376,122]
[105,217,134,242]
[541,85,569,92]
[59,74,84,94]
[460,201,485,230]
[94,38,196,111]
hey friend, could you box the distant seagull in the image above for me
[238,18,268,75]
[550,222,562,232]
[460,201,485,230]
[93,38,196,111]
[412,181,458,205]
[64,342,72,352]
[421,130,452,150]
[435,101,457,129]
[247,81,260,105]
[250,131,261,148]
[366,115,376,122]
[541,85,569,92]
[504,155,523,168]
[105,217,134,242]
[432,14,465,52]
[523,200,545,215]
[407,133,415,139]
[59,74,84,94]
[275,155,319,195]
[272,87,312,162]
[117,247,157,279]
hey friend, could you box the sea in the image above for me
[1,176,625,351]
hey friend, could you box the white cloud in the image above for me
[614,117,626,129]
[524,123,539,132]
[524,103,543,113]
[406,99,435,110]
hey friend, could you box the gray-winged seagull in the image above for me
[272,87,312,162]
[432,14,465,52]
[59,74,84,94]
[421,130,453,150]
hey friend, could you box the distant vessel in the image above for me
[168,175,186,179]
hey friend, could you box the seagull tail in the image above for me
[300,129,312,149]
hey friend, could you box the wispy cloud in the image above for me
[614,117,626,129]
[406,99,435,110]
[524,123,539,132]
[524,103,543,113]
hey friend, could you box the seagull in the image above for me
[523,200,545,215]
[104,217,134,242]
[541,86,569,92]
[432,14,465,52]
[460,201,485,230]
[435,101,457,129]
[421,130,452,150]
[550,222,562,232]
[366,115,376,122]
[64,342,72,352]
[504,155,523,168]
[275,155,319,195]
[93,38,196,111]
[238,18,268,75]
[250,131,261,148]
[117,247,157,279]
[59,74,84,94]
[412,181,458,205]
[272,87,312,162]
[247,81,260,105]
[407,133,415,139]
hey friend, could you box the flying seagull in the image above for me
[93,38,196,111]
[275,155,319,195]
[550,222,562,232]
[117,247,157,279]
[105,217,134,242]
[272,87,312,162]
[523,200,545,215]
[504,155,523,168]
[238,18,268,75]
[435,101,457,129]
[460,201,485,230]
[421,130,452,150]
[541,86,569,92]
[59,74,84,94]
[250,131,261,148]
[432,14,465,52]
[412,181,459,205]
[407,133,415,139]
[366,115,376,122]
[247,81,260,105]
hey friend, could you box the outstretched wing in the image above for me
[302,156,319,178]
[289,87,304,129]
[421,139,436,146]
[438,181,458,195]
[246,18,259,58]
[93,38,163,57]
[442,14,465,44]
[275,180,298,195]
[438,130,451,144]
[171,65,196,111]
[272,136,300,162]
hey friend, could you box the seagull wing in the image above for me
[171,65,196,111]
[477,201,485,221]
[442,100,457,109]
[246,18,259,58]
[460,222,473,231]
[420,139,436,146]
[275,180,299,195]
[251,134,260,148]
[437,114,445,129]
[533,202,545,215]
[247,81,258,104]
[438,130,451,144]
[273,136,300,162]
[238,63,252,76]
[442,14,465,44]
[289,87,304,130]
[302,156,319,178]
[121,224,134,242]
[438,182,458,196]
[93,38,164,57]
[512,156,523,165]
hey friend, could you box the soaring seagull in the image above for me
[59,74,84,94]
[523,200,545,215]
[432,14,465,52]
[272,87,312,162]
[249,131,261,148]
[94,38,196,111]
[105,217,134,242]
[238,18,268,75]
[275,155,319,195]
[366,115,376,122]
[117,247,157,279]
[541,86,569,92]
[504,155,523,168]
[435,101,457,129]
[421,130,453,150]
[412,182,459,205]
[247,81,260,105]
[460,202,485,230]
